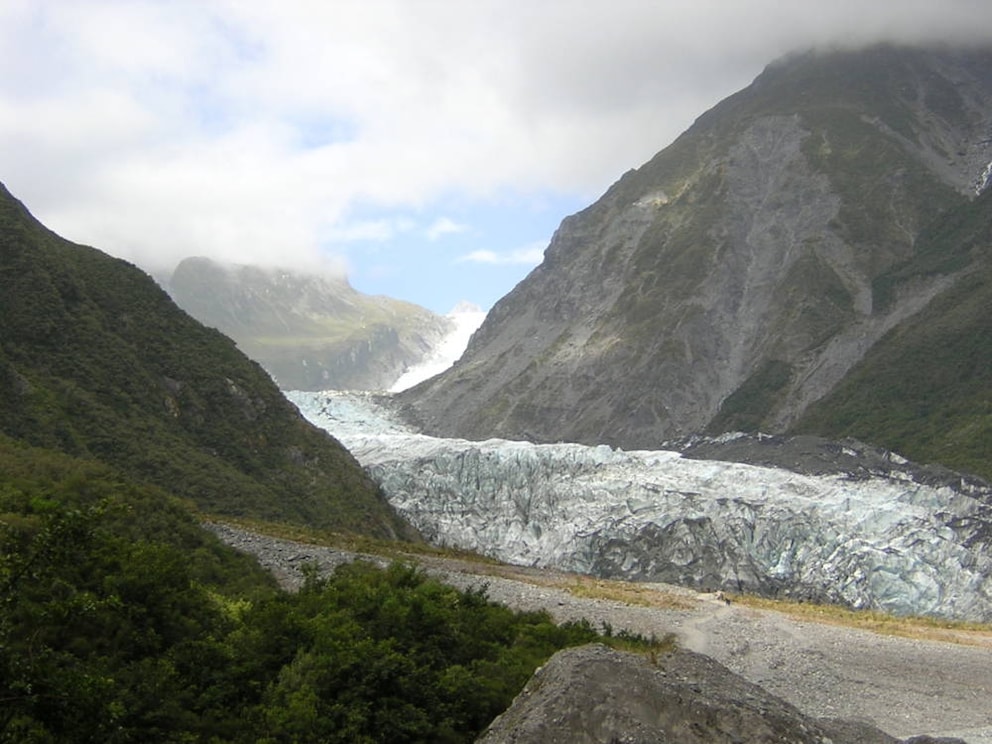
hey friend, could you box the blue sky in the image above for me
[3,1,992,314]
[337,191,587,312]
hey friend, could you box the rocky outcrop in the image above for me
[169,257,453,391]
[397,45,992,468]
[477,644,957,744]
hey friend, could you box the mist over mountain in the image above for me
[168,257,454,391]
[399,44,992,481]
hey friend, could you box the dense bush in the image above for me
[0,439,663,743]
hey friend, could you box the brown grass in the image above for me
[203,513,502,564]
[731,593,992,648]
[561,576,696,611]
[205,515,992,647]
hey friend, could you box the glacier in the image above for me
[289,390,992,622]
[389,303,485,392]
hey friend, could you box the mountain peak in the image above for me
[398,43,992,481]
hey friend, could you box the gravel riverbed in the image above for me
[206,523,992,743]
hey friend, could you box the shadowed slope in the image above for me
[0,182,413,537]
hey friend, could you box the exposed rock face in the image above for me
[398,45,992,461]
[291,391,992,622]
[169,257,453,391]
[477,644,921,744]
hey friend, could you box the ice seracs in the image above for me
[389,302,485,392]
[290,390,992,622]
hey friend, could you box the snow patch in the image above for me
[975,159,992,195]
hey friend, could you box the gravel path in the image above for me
[206,523,992,743]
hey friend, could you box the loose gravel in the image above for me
[206,523,992,743]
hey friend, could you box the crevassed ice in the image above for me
[290,390,992,622]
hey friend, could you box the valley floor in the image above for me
[208,523,992,743]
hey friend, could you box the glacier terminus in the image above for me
[290,391,992,622]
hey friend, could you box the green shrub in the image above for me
[0,440,664,743]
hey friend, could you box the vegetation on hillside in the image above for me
[708,359,795,434]
[0,182,666,741]
[168,257,452,391]
[0,183,410,537]
[794,188,992,480]
[0,437,664,743]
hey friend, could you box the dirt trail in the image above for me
[678,599,734,655]
[207,524,992,743]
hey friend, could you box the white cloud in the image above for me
[2,0,992,287]
[457,242,546,266]
[426,217,468,241]
[325,216,417,244]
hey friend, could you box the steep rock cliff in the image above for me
[399,45,992,472]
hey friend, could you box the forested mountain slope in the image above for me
[0,182,411,536]
[793,184,992,478]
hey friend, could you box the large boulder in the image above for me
[477,644,958,744]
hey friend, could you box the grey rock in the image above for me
[476,644,898,744]
[398,45,992,454]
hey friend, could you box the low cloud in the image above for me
[426,217,468,241]
[2,0,991,286]
[457,242,546,266]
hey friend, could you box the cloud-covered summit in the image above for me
[2,1,991,311]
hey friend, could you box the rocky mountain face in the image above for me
[0,183,413,538]
[399,44,992,480]
[793,184,992,480]
[478,644,957,744]
[169,256,453,391]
